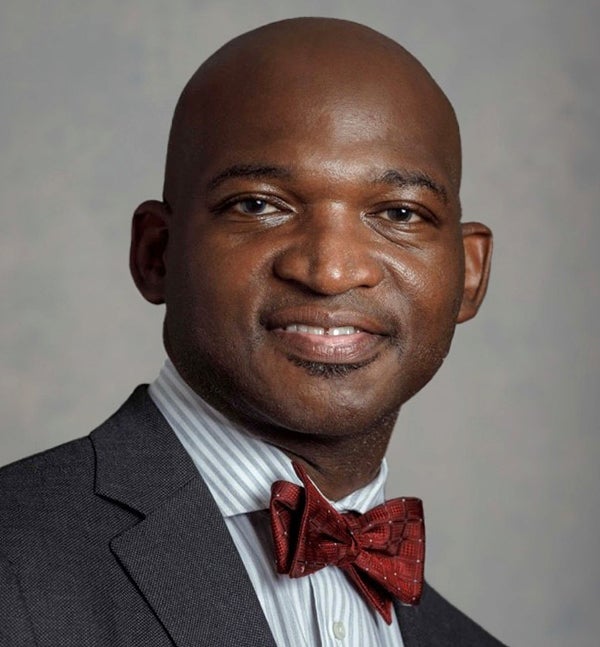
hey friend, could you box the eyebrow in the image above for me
[205,163,449,204]
[375,169,448,204]
[206,164,292,191]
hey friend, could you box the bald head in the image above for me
[163,18,461,209]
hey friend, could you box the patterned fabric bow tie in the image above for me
[270,462,425,624]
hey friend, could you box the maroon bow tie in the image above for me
[270,462,425,624]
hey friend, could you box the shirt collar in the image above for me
[149,360,389,518]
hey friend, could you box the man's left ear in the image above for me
[456,221,493,323]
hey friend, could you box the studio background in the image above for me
[1,2,598,646]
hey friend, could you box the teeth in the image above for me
[287,324,326,335]
[328,326,358,336]
[284,325,359,336]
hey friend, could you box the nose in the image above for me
[272,207,384,295]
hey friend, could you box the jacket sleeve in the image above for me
[0,553,38,647]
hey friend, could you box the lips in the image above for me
[263,306,391,365]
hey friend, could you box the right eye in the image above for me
[233,198,280,216]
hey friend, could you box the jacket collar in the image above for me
[90,386,277,647]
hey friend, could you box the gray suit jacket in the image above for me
[0,387,506,646]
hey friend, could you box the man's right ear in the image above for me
[129,200,170,304]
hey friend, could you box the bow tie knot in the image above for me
[270,462,425,624]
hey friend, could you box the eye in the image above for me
[376,206,423,223]
[234,198,280,216]
[211,194,293,225]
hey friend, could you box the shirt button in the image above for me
[332,620,346,640]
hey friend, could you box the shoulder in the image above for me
[0,386,152,556]
[0,386,199,645]
[0,436,95,534]
[398,583,508,646]
[0,435,102,631]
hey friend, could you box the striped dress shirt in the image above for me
[149,360,405,647]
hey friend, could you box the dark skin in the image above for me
[130,18,492,500]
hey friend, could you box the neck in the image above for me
[260,415,396,500]
[285,449,386,501]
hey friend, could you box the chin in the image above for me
[286,357,377,379]
[229,382,401,441]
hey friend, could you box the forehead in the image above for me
[175,45,461,201]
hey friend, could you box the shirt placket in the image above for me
[311,567,355,647]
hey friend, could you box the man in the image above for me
[0,17,503,646]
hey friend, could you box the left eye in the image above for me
[377,207,422,223]
[234,199,279,215]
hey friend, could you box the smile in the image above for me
[266,313,389,367]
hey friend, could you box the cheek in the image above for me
[389,244,464,320]
[427,257,465,318]
[169,244,275,359]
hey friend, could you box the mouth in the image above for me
[263,307,391,368]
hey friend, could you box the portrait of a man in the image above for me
[1,5,597,647]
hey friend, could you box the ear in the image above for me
[130,200,170,305]
[456,221,493,323]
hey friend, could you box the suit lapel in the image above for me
[91,387,277,647]
[396,600,424,647]
[395,583,471,647]
[110,477,277,647]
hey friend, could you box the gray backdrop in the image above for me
[1,1,598,646]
